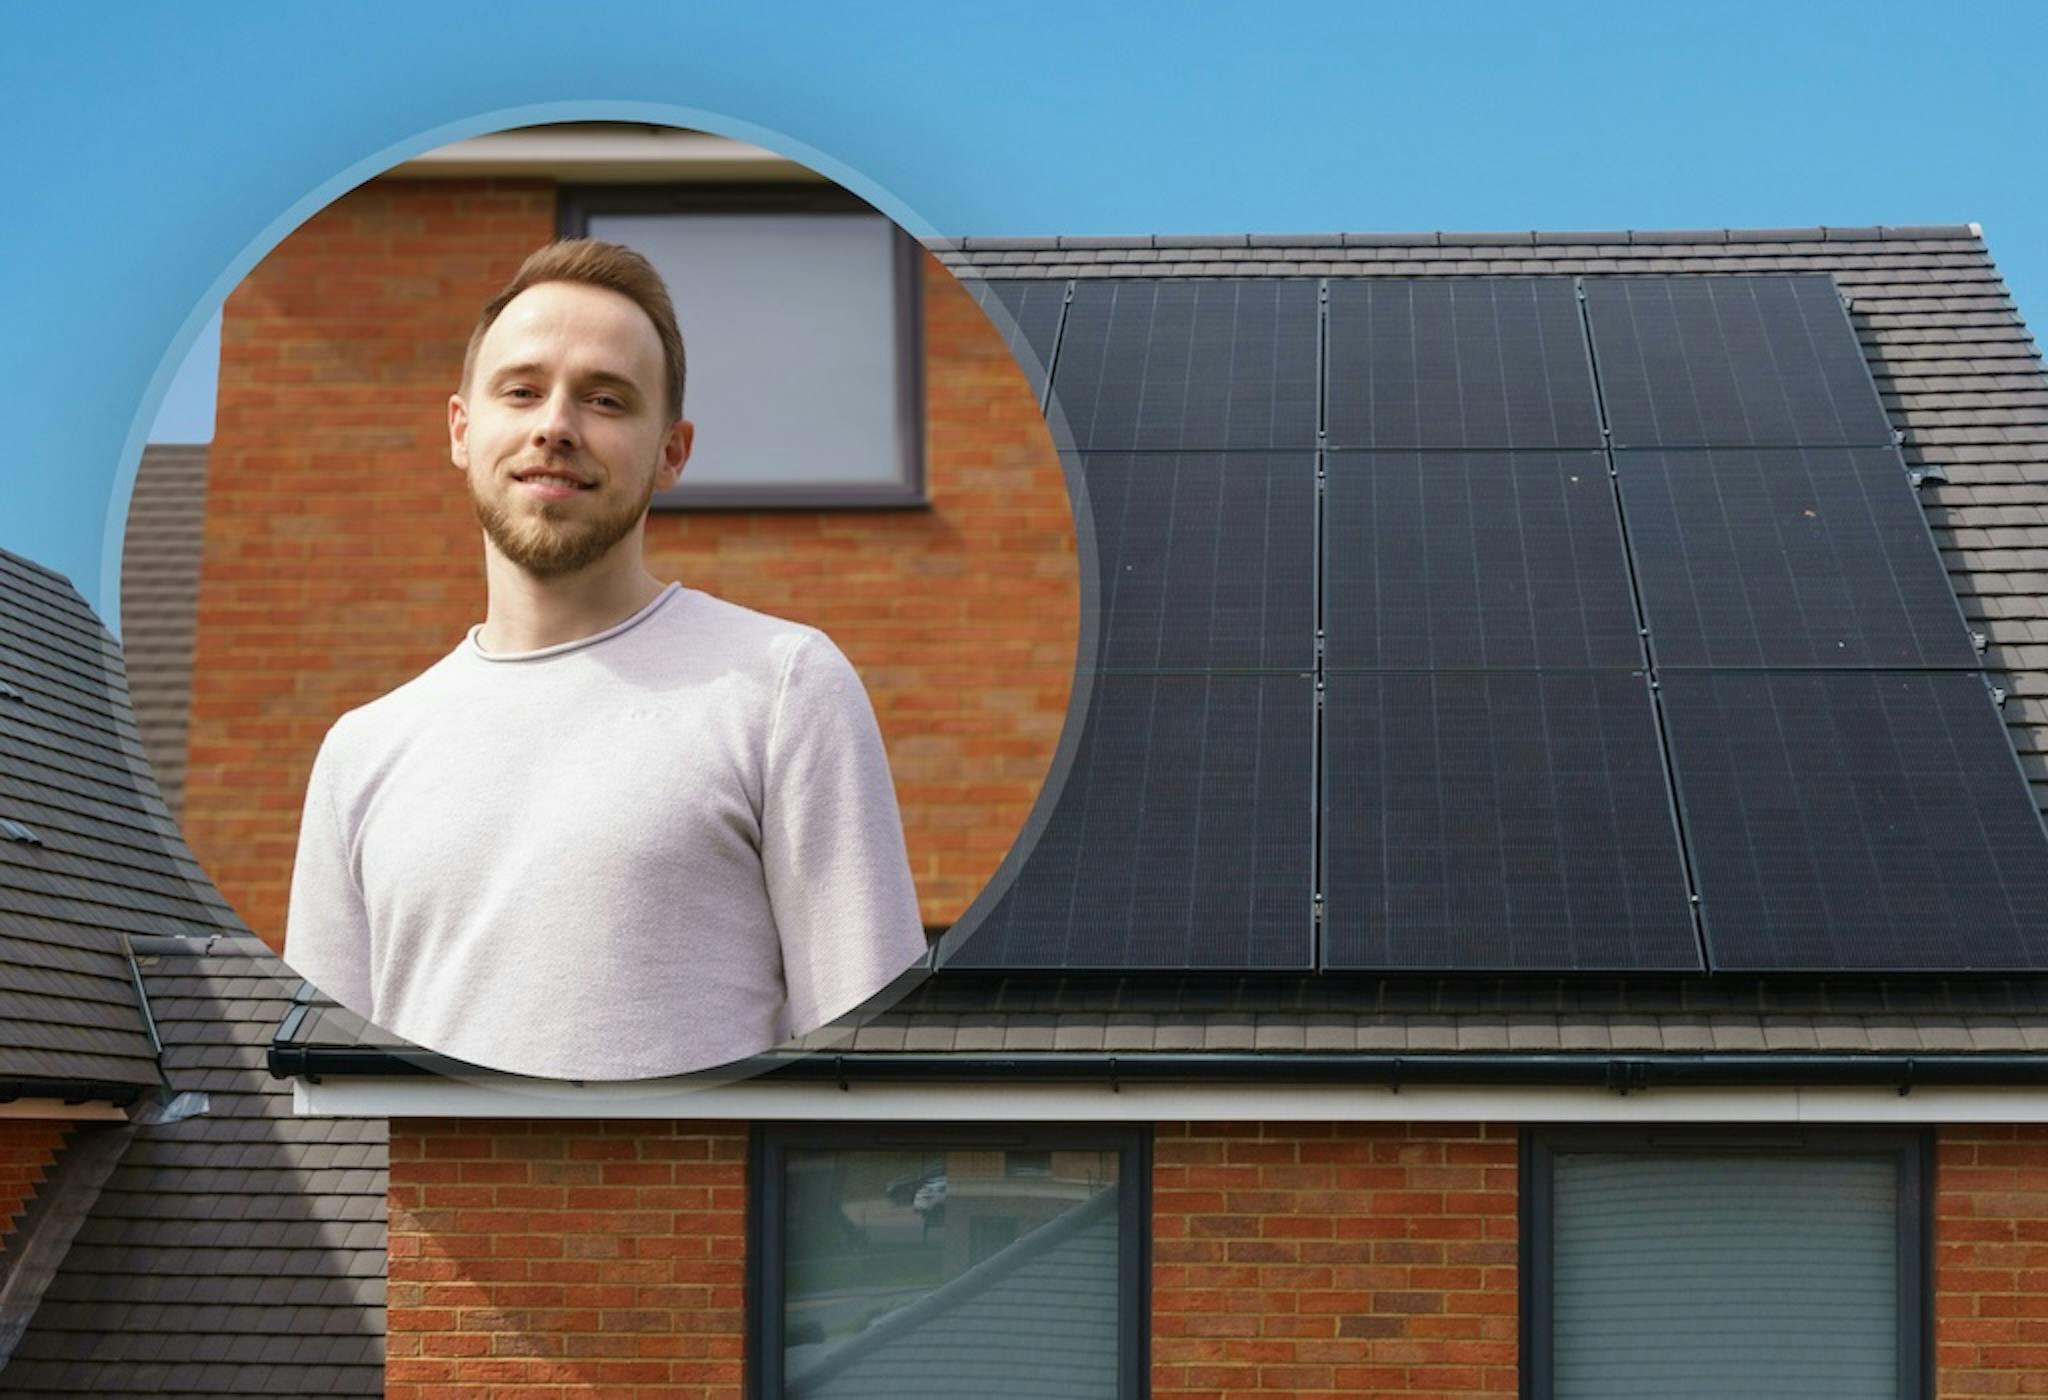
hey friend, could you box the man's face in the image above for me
[449,280,692,578]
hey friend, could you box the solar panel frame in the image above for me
[1323,451,1645,672]
[1321,671,1703,972]
[1080,452,1317,673]
[1660,671,2048,972]
[1617,447,1979,670]
[970,279,1069,406]
[1048,279,1321,451]
[941,673,1316,971]
[1585,275,1895,449]
[1324,278,1605,450]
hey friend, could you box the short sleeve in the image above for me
[282,728,376,1019]
[760,632,928,1035]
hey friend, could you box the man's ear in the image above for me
[448,393,470,471]
[656,418,694,492]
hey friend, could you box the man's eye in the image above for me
[591,394,624,410]
[504,386,539,400]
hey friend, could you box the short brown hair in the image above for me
[460,239,687,420]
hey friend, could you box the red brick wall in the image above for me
[384,1120,2048,1398]
[0,1121,70,1245]
[1936,1124,2048,1392]
[1153,1122,1517,1399]
[386,1119,747,1398]
[389,1120,1518,1399]
[180,176,1074,948]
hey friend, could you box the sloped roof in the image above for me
[0,548,214,1095]
[120,444,211,822]
[0,935,386,1396]
[0,549,385,1393]
[790,975,2048,1057]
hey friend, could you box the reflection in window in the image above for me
[777,1143,1124,1399]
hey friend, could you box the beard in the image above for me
[469,465,657,578]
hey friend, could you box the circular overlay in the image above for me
[119,120,1077,1084]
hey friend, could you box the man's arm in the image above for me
[282,730,376,1018]
[760,632,928,1036]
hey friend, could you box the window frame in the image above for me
[748,1121,1150,1400]
[557,183,928,510]
[1520,1125,1933,1400]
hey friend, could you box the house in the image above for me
[98,123,2048,1397]
[0,548,386,1394]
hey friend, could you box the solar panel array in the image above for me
[949,272,2046,975]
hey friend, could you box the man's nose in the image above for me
[533,392,578,449]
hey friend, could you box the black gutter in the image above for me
[0,1077,153,1107]
[268,1047,2048,1090]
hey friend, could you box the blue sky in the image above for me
[8,2,2047,617]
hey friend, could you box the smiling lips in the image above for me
[510,464,597,499]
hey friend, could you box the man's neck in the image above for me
[475,545,671,654]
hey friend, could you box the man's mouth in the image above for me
[510,466,596,495]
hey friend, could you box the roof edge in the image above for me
[272,1047,2048,1091]
[926,223,1984,253]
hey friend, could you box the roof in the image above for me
[121,443,211,822]
[0,935,386,1395]
[0,548,386,1392]
[272,223,2048,1079]
[0,548,207,1096]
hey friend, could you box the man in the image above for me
[283,239,927,1081]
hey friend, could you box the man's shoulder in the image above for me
[318,645,470,751]
[665,589,837,670]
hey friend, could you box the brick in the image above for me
[1153,1124,1516,1399]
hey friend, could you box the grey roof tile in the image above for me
[0,919,383,1389]
[1248,231,1343,248]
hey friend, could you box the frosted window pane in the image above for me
[589,212,910,495]
[1553,1154,1897,1399]
[782,1147,1120,1399]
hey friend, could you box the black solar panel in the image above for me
[1082,453,1316,672]
[943,674,1315,970]
[1586,275,1893,448]
[1049,280,1320,450]
[971,279,1068,405]
[1661,671,2048,971]
[1324,452,1643,671]
[1321,671,1700,971]
[1325,279,1603,450]
[1619,448,1977,669]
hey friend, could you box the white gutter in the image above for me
[294,1077,2048,1124]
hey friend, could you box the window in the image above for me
[751,1125,1147,1398]
[1523,1128,1930,1399]
[561,185,924,508]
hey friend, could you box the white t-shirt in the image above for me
[282,583,927,1080]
